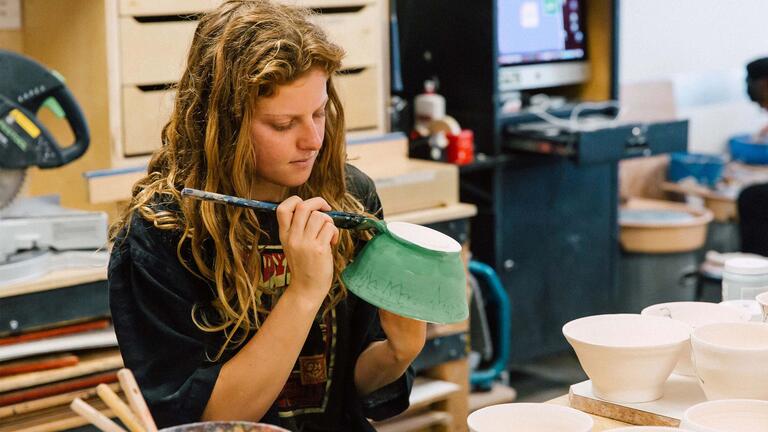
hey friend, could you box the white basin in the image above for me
[691,322,768,400]
[466,403,593,432]
[563,314,690,403]
[681,399,768,431]
[641,302,748,376]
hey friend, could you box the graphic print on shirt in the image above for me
[258,245,337,417]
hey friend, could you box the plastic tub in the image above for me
[668,152,725,186]
[729,134,768,165]
[619,199,713,254]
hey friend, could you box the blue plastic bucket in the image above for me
[729,134,768,165]
[668,152,725,187]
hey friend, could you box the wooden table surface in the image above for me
[549,395,630,431]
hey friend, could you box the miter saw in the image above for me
[0,50,108,285]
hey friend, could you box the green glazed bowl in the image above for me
[341,221,468,324]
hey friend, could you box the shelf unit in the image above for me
[15,0,389,212]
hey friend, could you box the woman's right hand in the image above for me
[276,196,340,303]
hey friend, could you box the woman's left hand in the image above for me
[379,309,427,364]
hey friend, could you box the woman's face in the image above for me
[250,68,328,200]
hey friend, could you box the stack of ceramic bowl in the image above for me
[690,321,768,400]
[467,403,594,432]
[681,399,768,431]
[640,302,750,377]
[562,314,691,403]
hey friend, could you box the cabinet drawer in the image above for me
[119,17,198,85]
[314,5,378,68]
[335,67,379,131]
[282,0,375,8]
[119,0,216,16]
[122,86,175,156]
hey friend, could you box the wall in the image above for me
[619,0,768,153]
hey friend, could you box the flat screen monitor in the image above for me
[497,0,589,91]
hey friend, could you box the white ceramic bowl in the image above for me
[466,403,593,432]
[562,314,690,403]
[641,302,749,376]
[681,399,768,431]
[719,300,763,322]
[756,291,768,323]
[691,322,768,400]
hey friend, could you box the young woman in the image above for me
[108,1,426,430]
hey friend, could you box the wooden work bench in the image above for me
[1,202,478,432]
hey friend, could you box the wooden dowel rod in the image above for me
[97,383,146,432]
[70,397,127,432]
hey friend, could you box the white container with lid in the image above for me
[722,257,768,301]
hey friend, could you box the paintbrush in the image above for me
[181,188,382,231]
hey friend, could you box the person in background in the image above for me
[738,57,768,256]
[107,1,425,430]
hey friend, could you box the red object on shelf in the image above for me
[447,129,474,165]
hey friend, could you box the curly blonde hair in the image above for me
[110,0,369,360]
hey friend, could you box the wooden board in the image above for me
[0,354,79,378]
[548,395,630,431]
[0,349,122,393]
[568,376,707,427]
[0,383,120,419]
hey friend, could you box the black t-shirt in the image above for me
[108,165,413,431]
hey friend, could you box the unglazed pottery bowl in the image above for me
[466,403,593,432]
[756,291,768,322]
[680,399,768,431]
[160,422,290,432]
[719,300,763,322]
[342,221,468,324]
[691,322,768,400]
[563,314,690,403]
[641,302,748,376]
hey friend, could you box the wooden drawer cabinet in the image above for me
[119,18,197,86]
[22,0,389,169]
[121,86,175,156]
[336,67,380,130]
[119,0,216,16]
[314,4,379,68]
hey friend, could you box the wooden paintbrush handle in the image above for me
[97,383,146,432]
[70,397,127,432]
[117,369,158,432]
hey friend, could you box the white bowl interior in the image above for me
[682,399,768,432]
[693,322,768,350]
[563,314,690,347]
[467,403,593,432]
[641,302,747,328]
[386,221,461,253]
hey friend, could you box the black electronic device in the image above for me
[396,0,594,156]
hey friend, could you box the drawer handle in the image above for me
[312,5,366,14]
[136,84,176,93]
[337,67,366,76]
[133,14,201,24]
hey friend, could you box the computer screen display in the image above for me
[497,0,586,66]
